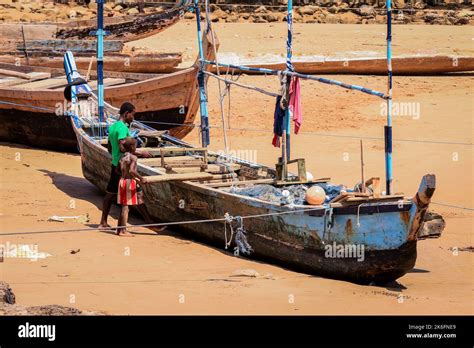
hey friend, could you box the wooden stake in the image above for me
[360,140,366,193]
[21,25,30,66]
[86,56,95,82]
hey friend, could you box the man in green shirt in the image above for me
[99,102,152,229]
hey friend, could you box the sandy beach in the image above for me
[0,22,473,315]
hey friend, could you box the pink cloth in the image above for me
[289,77,302,134]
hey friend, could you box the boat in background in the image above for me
[0,51,183,74]
[0,0,190,43]
[213,55,474,75]
[0,28,217,151]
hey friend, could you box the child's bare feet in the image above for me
[98,223,112,230]
[117,230,134,237]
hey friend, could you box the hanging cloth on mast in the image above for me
[289,76,302,134]
[272,73,302,147]
[272,72,290,148]
[272,95,285,148]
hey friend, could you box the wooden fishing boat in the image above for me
[0,0,189,43]
[0,15,184,74]
[64,20,443,283]
[67,4,443,284]
[0,51,183,74]
[214,55,474,75]
[0,29,216,152]
[68,75,443,284]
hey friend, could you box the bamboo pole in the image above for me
[385,0,393,195]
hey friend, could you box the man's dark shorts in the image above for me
[106,164,121,194]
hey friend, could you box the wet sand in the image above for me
[1,23,473,315]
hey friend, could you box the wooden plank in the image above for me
[0,24,58,41]
[11,77,67,90]
[0,62,161,81]
[329,191,370,204]
[195,174,237,181]
[275,177,331,186]
[0,68,33,79]
[206,178,276,188]
[345,195,405,203]
[139,156,199,164]
[142,147,208,153]
[13,39,124,54]
[88,78,127,89]
[52,78,126,90]
[166,164,241,174]
[216,56,474,75]
[0,72,50,87]
[0,77,22,87]
[365,177,381,198]
[146,172,214,183]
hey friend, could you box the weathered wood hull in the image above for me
[0,53,183,74]
[215,56,474,75]
[0,24,218,152]
[0,2,187,43]
[56,3,186,42]
[76,125,421,284]
[0,68,198,151]
[0,67,197,151]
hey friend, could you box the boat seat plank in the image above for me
[139,156,198,164]
[0,72,50,87]
[164,163,241,174]
[141,147,208,154]
[344,195,405,203]
[87,78,127,89]
[52,78,126,90]
[0,77,22,87]
[206,178,276,188]
[11,77,67,90]
[146,172,214,183]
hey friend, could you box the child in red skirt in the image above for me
[116,137,148,236]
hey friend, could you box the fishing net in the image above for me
[226,183,349,205]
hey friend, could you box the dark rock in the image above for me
[0,281,15,305]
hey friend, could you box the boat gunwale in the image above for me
[74,120,412,216]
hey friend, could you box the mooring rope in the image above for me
[0,207,322,236]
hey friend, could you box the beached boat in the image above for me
[0,51,183,74]
[68,2,444,284]
[0,0,189,43]
[69,70,443,284]
[67,20,443,283]
[213,55,474,75]
[0,29,216,151]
